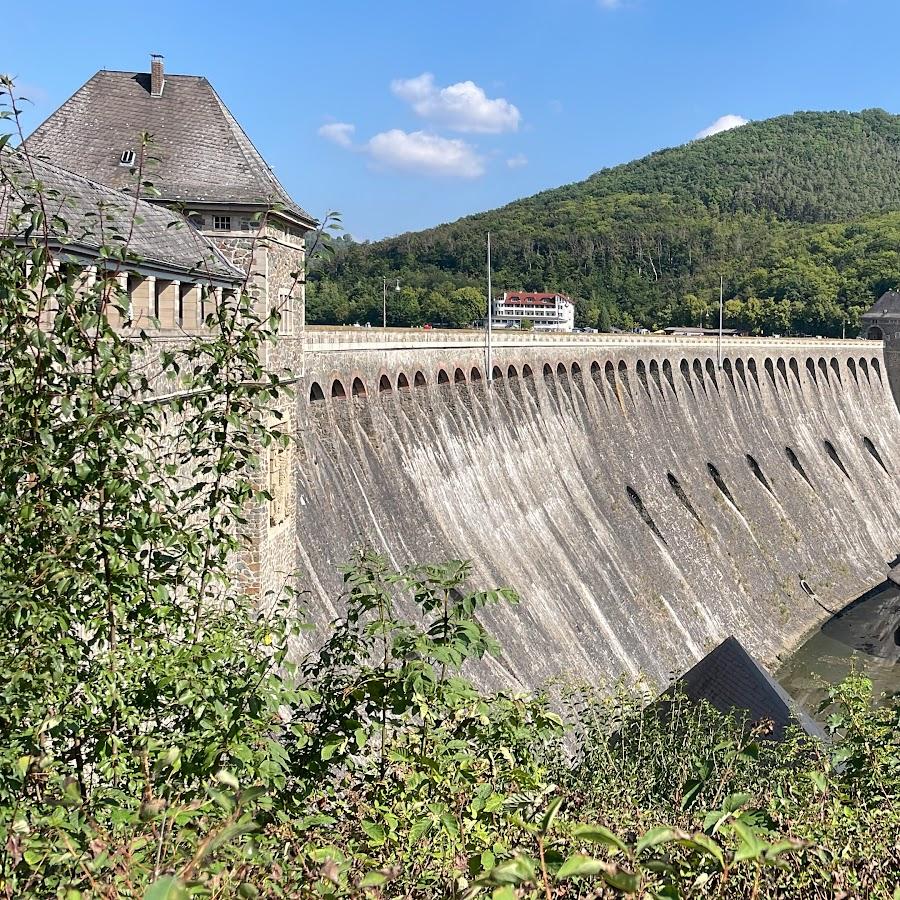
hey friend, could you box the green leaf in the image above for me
[487,855,536,885]
[409,817,432,843]
[636,826,690,854]
[540,796,564,835]
[360,871,388,887]
[144,876,188,900]
[557,853,611,878]
[361,820,386,845]
[573,823,630,853]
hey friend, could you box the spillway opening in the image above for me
[863,436,888,473]
[765,358,778,393]
[786,446,813,489]
[722,358,736,392]
[309,381,325,402]
[397,372,410,390]
[636,360,652,398]
[332,379,347,399]
[662,359,677,396]
[829,358,842,386]
[747,357,760,389]
[805,358,818,387]
[494,366,504,380]
[414,370,426,387]
[824,439,851,480]
[454,368,466,384]
[649,359,664,397]
[777,357,788,388]
[679,359,694,396]
[667,471,703,525]
[708,462,741,510]
[705,358,720,393]
[626,486,667,545]
[789,357,801,388]
[378,374,391,394]
[508,365,519,379]
[693,358,707,395]
[871,358,882,382]
[522,364,533,378]
[438,369,450,385]
[605,360,616,394]
[352,377,367,397]
[859,358,871,384]
[746,454,777,499]
[470,367,482,382]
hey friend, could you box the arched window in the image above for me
[867,325,884,341]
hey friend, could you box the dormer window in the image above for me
[119,149,136,167]
[213,215,231,231]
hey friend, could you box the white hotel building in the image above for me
[492,291,575,332]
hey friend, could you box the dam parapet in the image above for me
[281,330,900,691]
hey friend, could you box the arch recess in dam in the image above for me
[290,330,900,690]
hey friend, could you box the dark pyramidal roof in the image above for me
[26,68,314,227]
[661,636,826,741]
[0,149,244,282]
[862,289,900,318]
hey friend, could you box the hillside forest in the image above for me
[309,109,900,336]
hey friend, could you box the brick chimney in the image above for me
[150,54,165,97]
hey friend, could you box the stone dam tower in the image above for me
[23,58,900,690]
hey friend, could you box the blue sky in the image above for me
[5,0,900,239]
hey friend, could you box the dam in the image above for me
[285,329,900,690]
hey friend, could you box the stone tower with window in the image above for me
[27,55,317,599]
[860,290,900,409]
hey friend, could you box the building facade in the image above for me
[20,55,318,599]
[492,291,575,332]
[861,290,900,408]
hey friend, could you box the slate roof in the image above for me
[659,636,826,741]
[861,289,900,318]
[26,69,315,227]
[0,149,244,282]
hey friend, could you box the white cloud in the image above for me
[695,114,749,140]
[506,153,528,169]
[366,129,484,177]
[318,121,356,148]
[391,73,521,134]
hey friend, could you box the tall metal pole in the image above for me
[717,273,724,369]
[486,232,493,382]
[382,276,387,329]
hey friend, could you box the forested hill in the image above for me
[310,109,900,335]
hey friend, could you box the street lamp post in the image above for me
[383,276,400,329]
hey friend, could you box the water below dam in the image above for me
[777,581,900,711]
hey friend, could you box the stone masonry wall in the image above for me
[289,332,900,690]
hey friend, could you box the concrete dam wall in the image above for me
[292,331,900,689]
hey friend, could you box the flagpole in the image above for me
[487,232,493,383]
